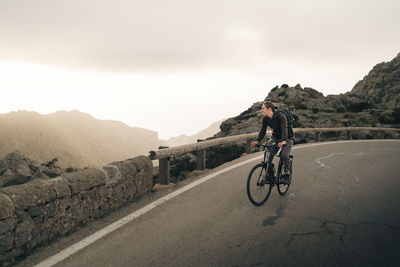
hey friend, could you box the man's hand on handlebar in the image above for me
[278,140,287,148]
[252,140,286,148]
[251,141,259,147]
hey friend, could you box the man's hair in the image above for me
[263,101,277,111]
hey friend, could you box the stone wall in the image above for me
[0,156,153,264]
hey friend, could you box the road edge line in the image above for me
[35,139,400,266]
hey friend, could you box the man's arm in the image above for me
[279,112,288,141]
[252,117,267,146]
[278,112,288,147]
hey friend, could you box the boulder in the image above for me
[0,151,42,187]
[0,151,63,188]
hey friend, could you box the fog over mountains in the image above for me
[0,110,159,168]
[0,110,223,168]
[161,120,223,147]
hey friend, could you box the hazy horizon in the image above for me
[1,0,399,139]
[0,108,222,141]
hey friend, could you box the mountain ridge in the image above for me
[215,52,400,139]
[161,119,223,147]
[0,110,160,168]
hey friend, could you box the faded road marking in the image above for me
[315,152,367,169]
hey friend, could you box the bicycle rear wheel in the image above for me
[247,163,272,206]
[277,159,292,195]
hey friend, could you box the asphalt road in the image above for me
[20,140,400,267]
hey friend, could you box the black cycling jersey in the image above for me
[257,110,293,142]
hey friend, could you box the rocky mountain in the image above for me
[161,120,223,147]
[352,52,400,107]
[0,110,160,168]
[215,52,400,141]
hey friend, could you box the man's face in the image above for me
[262,104,273,118]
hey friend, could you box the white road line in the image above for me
[34,155,263,267]
[315,152,367,169]
[35,139,400,267]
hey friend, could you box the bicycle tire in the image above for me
[247,163,272,206]
[277,159,292,195]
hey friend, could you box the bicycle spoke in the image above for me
[247,163,272,206]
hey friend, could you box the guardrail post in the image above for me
[159,157,170,185]
[246,139,252,154]
[158,146,170,185]
[378,131,385,139]
[347,130,352,140]
[196,149,206,170]
[196,139,206,170]
[316,131,321,142]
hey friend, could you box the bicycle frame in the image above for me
[247,142,294,206]
[256,143,281,185]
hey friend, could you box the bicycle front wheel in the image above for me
[247,163,272,206]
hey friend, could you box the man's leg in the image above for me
[267,137,279,176]
[280,138,293,175]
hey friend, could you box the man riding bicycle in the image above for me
[251,101,294,179]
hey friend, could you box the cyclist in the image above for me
[251,101,294,179]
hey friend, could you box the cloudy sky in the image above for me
[1,0,399,139]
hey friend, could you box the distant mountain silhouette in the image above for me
[161,120,223,147]
[0,110,160,168]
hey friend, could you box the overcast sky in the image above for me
[1,0,399,139]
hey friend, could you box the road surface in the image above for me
[18,140,400,267]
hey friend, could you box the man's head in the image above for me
[262,101,276,118]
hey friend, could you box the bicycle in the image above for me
[246,139,294,206]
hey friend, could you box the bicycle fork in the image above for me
[259,162,275,185]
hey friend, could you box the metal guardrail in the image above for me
[149,127,400,185]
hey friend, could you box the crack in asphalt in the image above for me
[284,220,373,253]
[263,151,385,228]
[314,152,397,229]
[290,215,400,231]
[265,149,399,255]
[285,231,325,252]
[332,173,399,229]
[285,215,400,253]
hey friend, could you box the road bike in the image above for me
[246,140,293,206]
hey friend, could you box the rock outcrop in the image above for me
[0,151,62,188]
[215,53,400,141]
[352,52,400,108]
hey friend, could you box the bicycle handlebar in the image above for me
[255,141,286,150]
[255,143,276,149]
